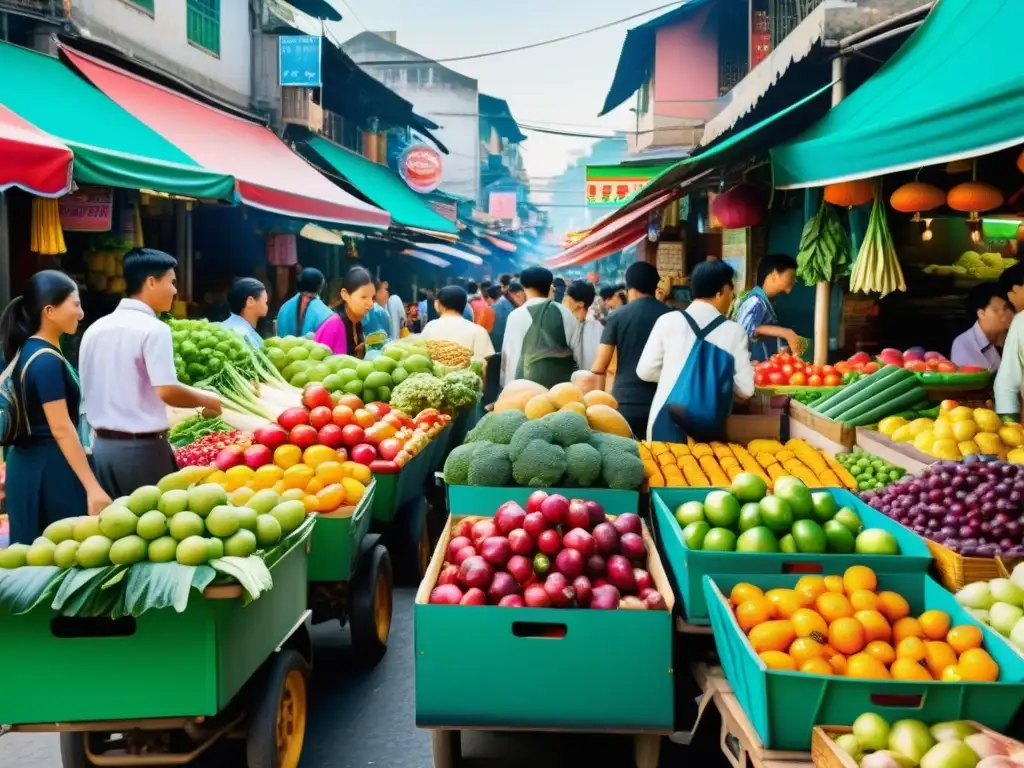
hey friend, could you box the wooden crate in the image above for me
[812,723,1024,768]
[925,538,1020,592]
[788,401,854,450]
[854,428,933,474]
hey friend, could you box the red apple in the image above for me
[288,424,317,449]
[341,424,365,448]
[309,406,334,430]
[302,384,333,411]
[317,424,345,449]
[377,438,402,461]
[350,443,377,465]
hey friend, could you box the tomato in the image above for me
[789,372,807,386]
[768,371,786,385]
[822,365,836,376]
[807,374,823,387]
[862,362,880,374]
[823,373,841,387]
[808,365,823,377]
[834,361,851,374]
[754,371,769,387]
[353,408,377,429]
[332,405,354,428]
[781,364,795,376]
[761,363,778,374]
[338,394,364,411]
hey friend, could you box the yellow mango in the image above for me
[878,416,907,437]
[1008,448,1024,465]
[908,418,935,437]
[973,408,1002,433]
[975,432,1005,455]
[931,439,962,461]
[912,429,935,453]
[891,424,914,443]
[958,440,980,456]
[999,424,1024,448]
[932,417,954,441]
[951,420,978,442]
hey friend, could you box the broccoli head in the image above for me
[564,443,602,487]
[601,451,645,490]
[389,373,444,415]
[441,369,483,411]
[508,420,554,461]
[464,413,493,443]
[541,410,592,447]
[512,440,567,487]
[469,409,528,445]
[467,443,513,486]
[443,443,479,485]
[588,432,641,458]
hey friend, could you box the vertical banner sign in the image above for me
[585,164,667,207]
[59,186,113,232]
[279,35,322,87]
[488,191,517,220]
[722,228,749,289]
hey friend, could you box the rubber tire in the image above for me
[349,543,393,667]
[245,649,309,768]
[59,733,93,768]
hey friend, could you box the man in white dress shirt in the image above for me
[500,266,580,388]
[80,248,221,496]
[636,260,754,442]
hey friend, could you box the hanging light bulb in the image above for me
[967,215,983,244]
[920,218,934,241]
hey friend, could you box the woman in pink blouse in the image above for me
[314,267,376,357]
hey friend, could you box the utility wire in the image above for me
[335,0,367,29]
[349,1,687,65]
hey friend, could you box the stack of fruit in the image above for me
[879,402,1024,462]
[493,380,633,437]
[836,448,906,491]
[754,352,852,388]
[878,347,986,375]
[640,438,857,490]
[673,474,898,555]
[955,565,1024,652]
[830,714,1021,768]
[728,566,1001,681]
[810,366,928,428]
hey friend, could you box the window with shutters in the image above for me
[127,0,155,12]
[187,0,220,56]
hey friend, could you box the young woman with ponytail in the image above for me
[0,270,110,544]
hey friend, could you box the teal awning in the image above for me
[0,42,234,200]
[305,137,457,234]
[771,0,1024,188]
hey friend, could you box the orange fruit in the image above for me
[846,653,892,679]
[790,637,829,665]
[302,445,338,469]
[253,463,285,489]
[800,657,833,676]
[791,608,829,639]
[315,461,346,485]
[947,625,984,655]
[877,591,911,622]
[824,575,845,593]
[854,610,893,643]
[759,650,797,671]
[304,478,325,495]
[316,483,346,512]
[941,665,962,682]
[829,654,849,675]
[919,610,951,641]
[843,565,878,595]
[765,588,803,620]
[829,617,867,655]
[864,640,896,666]
[749,620,797,654]
[303,494,320,512]
[896,636,927,662]
[816,592,854,623]
[282,464,315,490]
[274,444,302,469]
[340,477,367,505]
[850,589,879,612]
[730,583,764,606]
[736,597,774,633]
[923,641,958,678]
[891,658,933,681]
[958,648,999,682]
[892,617,924,645]
[795,575,828,605]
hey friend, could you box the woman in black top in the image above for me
[1,271,110,544]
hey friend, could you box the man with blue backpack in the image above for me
[636,260,754,442]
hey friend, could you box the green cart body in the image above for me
[371,423,453,523]
[0,532,311,726]
[307,480,377,584]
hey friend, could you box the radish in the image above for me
[590,584,620,609]
[430,584,463,604]
[562,528,596,557]
[479,536,512,567]
[507,528,534,556]
[590,522,620,555]
[494,501,526,534]
[460,588,487,606]
[447,536,472,562]
[526,490,549,514]
[523,511,548,539]
[458,556,493,590]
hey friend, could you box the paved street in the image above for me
[0,588,718,768]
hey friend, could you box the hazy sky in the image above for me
[303,0,672,183]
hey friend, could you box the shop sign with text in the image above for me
[59,186,113,232]
[585,164,667,207]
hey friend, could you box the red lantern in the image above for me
[710,184,766,229]
[824,180,874,208]
[889,182,945,218]
[946,181,1003,214]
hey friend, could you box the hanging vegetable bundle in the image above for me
[795,198,851,285]
[850,185,906,297]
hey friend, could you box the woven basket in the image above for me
[925,539,1019,591]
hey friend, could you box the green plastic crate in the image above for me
[307,479,376,582]
[372,424,452,522]
[415,511,673,731]
[652,487,931,624]
[0,534,310,725]
[447,485,640,517]
[704,572,1024,751]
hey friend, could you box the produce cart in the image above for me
[306,480,394,665]
[0,520,315,768]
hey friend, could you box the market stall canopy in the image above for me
[0,104,72,197]
[599,0,715,117]
[0,42,234,199]
[771,0,1024,189]
[60,45,390,229]
[303,137,457,234]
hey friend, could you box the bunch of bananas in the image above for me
[30,197,66,256]
[796,198,851,285]
[850,188,905,297]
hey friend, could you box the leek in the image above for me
[849,187,906,297]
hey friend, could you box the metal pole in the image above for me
[813,56,846,365]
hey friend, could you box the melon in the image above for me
[583,390,618,409]
[547,382,584,409]
[524,394,556,420]
[497,379,548,403]
[586,404,632,437]
[560,401,587,416]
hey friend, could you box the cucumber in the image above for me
[835,378,922,425]
[847,386,928,427]
[818,366,909,418]
[826,367,914,419]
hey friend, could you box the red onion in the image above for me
[612,513,642,536]
[562,528,596,557]
[479,536,512,567]
[487,572,519,603]
[507,528,534,556]
[460,588,487,606]
[590,584,620,609]
[438,565,460,586]
[458,555,493,590]
[554,547,584,579]
[523,511,548,539]
[537,529,562,555]
[499,594,525,607]
[454,546,477,566]
[447,536,472,562]
[506,554,534,584]
[523,582,550,607]
[572,576,593,606]
[471,519,498,546]
[430,584,464,604]
[590,522,620,555]
[619,532,646,561]
[566,499,592,530]
[543,572,576,607]
[526,490,549,514]
[494,501,526,535]
[540,494,569,525]
[633,568,654,593]
[606,555,636,592]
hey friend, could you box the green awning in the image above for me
[771,0,1024,189]
[0,43,234,199]
[305,137,457,234]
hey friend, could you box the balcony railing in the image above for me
[0,0,67,19]
[281,87,323,133]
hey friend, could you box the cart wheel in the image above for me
[246,649,309,768]
[350,543,393,666]
[59,733,92,768]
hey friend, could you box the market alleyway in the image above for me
[0,588,720,768]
